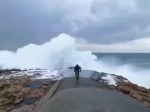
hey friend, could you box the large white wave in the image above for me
[0,33,150,88]
[0,34,100,70]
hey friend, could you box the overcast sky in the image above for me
[0,0,150,52]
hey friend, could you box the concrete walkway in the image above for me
[55,77,104,93]
[40,77,150,112]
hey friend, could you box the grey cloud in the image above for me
[0,0,73,50]
[73,0,150,43]
[0,0,150,50]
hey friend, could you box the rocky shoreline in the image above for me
[0,69,56,112]
[91,72,150,108]
[117,82,150,107]
[0,69,150,111]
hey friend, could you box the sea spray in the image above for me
[0,33,150,88]
[0,33,100,70]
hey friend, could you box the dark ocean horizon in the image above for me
[95,53,150,69]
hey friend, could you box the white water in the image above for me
[0,33,150,88]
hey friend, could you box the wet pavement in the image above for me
[40,77,150,112]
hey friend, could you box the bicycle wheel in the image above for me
[75,71,79,82]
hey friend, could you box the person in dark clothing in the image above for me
[74,64,81,82]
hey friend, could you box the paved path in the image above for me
[60,69,97,78]
[55,77,104,93]
[41,77,150,112]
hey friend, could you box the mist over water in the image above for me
[0,33,150,88]
[97,56,150,88]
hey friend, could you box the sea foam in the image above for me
[0,33,150,88]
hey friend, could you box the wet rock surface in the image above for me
[91,72,150,108]
[0,69,55,112]
[117,82,150,107]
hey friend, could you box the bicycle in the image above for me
[75,71,79,83]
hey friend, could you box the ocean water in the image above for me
[94,53,150,88]
[95,53,150,69]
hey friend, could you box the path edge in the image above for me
[33,80,62,112]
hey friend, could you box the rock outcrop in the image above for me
[116,82,150,107]
[91,72,150,108]
[0,75,54,112]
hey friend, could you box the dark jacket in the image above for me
[74,65,81,72]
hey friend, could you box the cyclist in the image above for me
[74,64,81,82]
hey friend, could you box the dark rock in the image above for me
[0,83,10,91]
[28,89,45,99]
[14,97,23,104]
[10,105,33,112]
